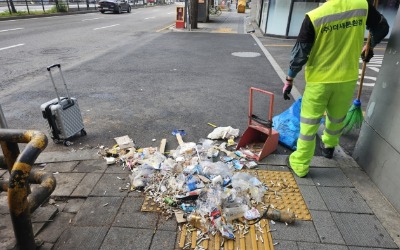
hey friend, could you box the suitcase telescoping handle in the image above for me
[47,64,72,105]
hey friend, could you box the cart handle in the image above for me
[46,63,72,105]
[249,87,275,124]
[47,64,61,71]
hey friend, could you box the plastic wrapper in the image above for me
[129,165,155,189]
[202,161,233,178]
[207,126,240,140]
[244,207,261,220]
[138,151,166,170]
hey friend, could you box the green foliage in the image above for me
[51,1,69,12]
[0,10,45,17]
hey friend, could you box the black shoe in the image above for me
[320,141,334,159]
[286,156,294,173]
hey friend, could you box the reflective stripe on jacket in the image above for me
[305,0,368,84]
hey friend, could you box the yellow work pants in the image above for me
[289,81,357,177]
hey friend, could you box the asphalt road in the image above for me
[1,6,293,154]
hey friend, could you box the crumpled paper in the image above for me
[207,126,239,140]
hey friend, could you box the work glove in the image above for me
[361,45,374,63]
[283,78,293,100]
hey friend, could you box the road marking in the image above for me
[252,34,302,100]
[0,43,24,51]
[156,23,175,32]
[0,28,24,33]
[145,17,156,20]
[93,24,120,30]
[83,17,104,21]
[263,44,293,47]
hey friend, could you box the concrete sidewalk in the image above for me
[1,9,400,250]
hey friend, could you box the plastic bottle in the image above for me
[223,205,249,221]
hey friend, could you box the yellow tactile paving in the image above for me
[178,219,275,250]
[212,28,236,33]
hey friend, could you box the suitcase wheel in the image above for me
[53,139,61,144]
[63,141,72,146]
[81,129,87,136]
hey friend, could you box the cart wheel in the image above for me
[63,141,72,146]
[53,139,61,144]
[81,129,87,136]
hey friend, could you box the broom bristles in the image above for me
[342,104,364,134]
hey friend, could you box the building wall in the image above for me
[253,0,398,38]
[353,8,400,213]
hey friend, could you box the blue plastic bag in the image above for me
[272,98,302,150]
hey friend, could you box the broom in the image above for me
[342,0,379,134]
[342,28,374,134]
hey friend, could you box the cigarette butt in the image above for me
[207,122,217,128]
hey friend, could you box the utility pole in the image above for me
[190,0,198,29]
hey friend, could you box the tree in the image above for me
[7,0,17,13]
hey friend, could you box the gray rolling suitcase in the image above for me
[40,64,86,146]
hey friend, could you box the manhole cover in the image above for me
[232,52,261,58]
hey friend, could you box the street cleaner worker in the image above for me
[283,0,389,178]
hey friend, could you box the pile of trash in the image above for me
[98,126,294,240]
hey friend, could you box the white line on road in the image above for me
[144,17,156,20]
[0,28,24,33]
[93,24,120,30]
[82,17,104,21]
[0,43,24,51]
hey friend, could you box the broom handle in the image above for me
[357,33,371,100]
[357,0,379,100]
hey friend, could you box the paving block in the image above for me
[113,197,158,229]
[36,212,75,243]
[73,196,123,226]
[349,247,399,250]
[36,149,100,164]
[105,164,130,174]
[53,226,108,250]
[73,159,107,173]
[31,205,59,235]
[259,154,287,165]
[310,210,345,245]
[39,242,54,250]
[332,213,398,249]
[0,195,9,214]
[62,198,86,213]
[0,213,15,250]
[114,211,159,229]
[297,242,348,250]
[150,229,177,250]
[157,216,178,231]
[310,156,338,168]
[71,173,102,197]
[0,169,7,177]
[90,173,130,197]
[318,187,372,213]
[310,168,353,187]
[51,173,86,197]
[298,185,328,211]
[269,220,320,243]
[274,240,299,250]
[35,161,79,173]
[100,227,153,250]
